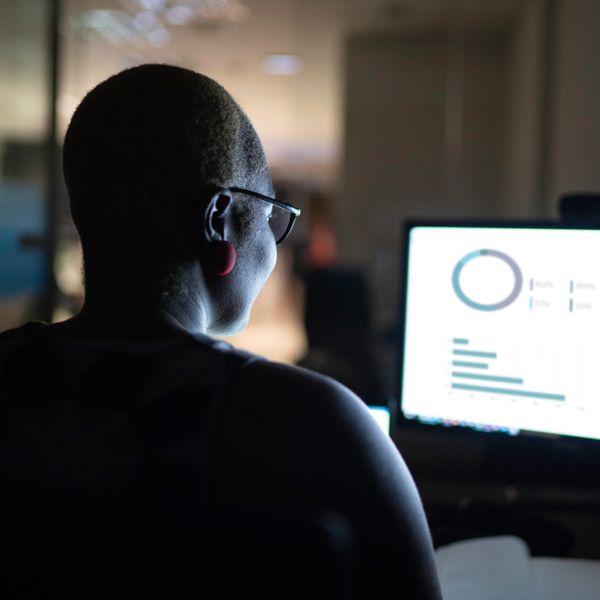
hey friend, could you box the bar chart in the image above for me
[449,338,566,402]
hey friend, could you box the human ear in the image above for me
[203,191,232,243]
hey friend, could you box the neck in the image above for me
[59,267,212,342]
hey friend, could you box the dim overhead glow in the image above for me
[139,0,166,11]
[164,5,193,25]
[133,10,158,30]
[75,9,135,45]
[262,54,304,76]
[145,26,170,47]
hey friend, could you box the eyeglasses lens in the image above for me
[268,205,291,243]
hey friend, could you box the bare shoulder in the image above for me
[213,356,418,506]
[234,357,359,404]
[234,356,348,396]
[225,357,386,444]
[212,357,442,600]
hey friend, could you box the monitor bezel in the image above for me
[396,218,600,452]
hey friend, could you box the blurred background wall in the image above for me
[340,0,600,331]
[1,0,599,394]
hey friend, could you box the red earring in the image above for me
[210,240,237,276]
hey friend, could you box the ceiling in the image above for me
[0,0,520,182]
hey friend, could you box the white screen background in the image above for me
[401,226,600,441]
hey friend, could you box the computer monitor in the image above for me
[399,221,600,447]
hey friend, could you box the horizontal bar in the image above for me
[452,371,523,384]
[452,383,565,401]
[452,360,489,369]
[453,349,497,358]
[453,338,469,345]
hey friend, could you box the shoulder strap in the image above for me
[197,344,263,498]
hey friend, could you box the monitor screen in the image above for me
[400,222,600,442]
[367,405,391,435]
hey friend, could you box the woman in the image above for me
[0,64,441,599]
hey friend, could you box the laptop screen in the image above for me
[367,406,391,435]
[399,223,600,442]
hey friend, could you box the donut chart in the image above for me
[452,249,523,311]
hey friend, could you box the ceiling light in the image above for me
[77,10,135,44]
[145,26,170,47]
[164,5,193,25]
[262,54,304,76]
[139,0,165,11]
[133,10,158,30]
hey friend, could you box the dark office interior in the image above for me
[1,0,600,598]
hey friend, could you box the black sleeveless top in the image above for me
[0,322,257,515]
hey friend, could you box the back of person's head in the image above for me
[63,63,271,283]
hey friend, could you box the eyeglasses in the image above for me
[224,186,301,244]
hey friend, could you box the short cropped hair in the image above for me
[63,64,269,262]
